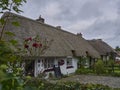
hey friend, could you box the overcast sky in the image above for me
[19,0,120,48]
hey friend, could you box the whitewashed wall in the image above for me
[55,57,78,75]
[66,58,78,74]
[34,57,78,77]
[34,59,38,77]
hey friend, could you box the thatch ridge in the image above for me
[88,39,115,55]
[1,12,100,58]
[2,12,77,37]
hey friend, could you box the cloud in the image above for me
[82,18,120,47]
[78,1,102,20]
[19,0,120,48]
[65,18,97,33]
[40,2,61,18]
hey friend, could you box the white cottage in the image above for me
[1,12,100,78]
[33,57,78,78]
[88,39,116,64]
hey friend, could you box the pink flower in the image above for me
[24,44,29,48]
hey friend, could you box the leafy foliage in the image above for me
[25,79,112,90]
[0,0,28,90]
[0,0,26,13]
[115,46,120,51]
[24,35,53,56]
[0,0,26,40]
[77,56,89,68]
[12,21,20,26]
[94,59,106,75]
[107,59,115,72]
[76,68,93,74]
[0,0,118,89]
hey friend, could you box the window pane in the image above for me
[44,58,54,69]
[67,58,72,66]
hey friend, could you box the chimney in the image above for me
[98,39,102,41]
[77,33,82,37]
[56,26,61,29]
[36,15,45,23]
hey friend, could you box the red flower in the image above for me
[32,43,39,48]
[39,44,42,47]
[25,37,32,41]
[32,43,42,48]
[24,44,29,48]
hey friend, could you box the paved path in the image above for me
[58,75,120,88]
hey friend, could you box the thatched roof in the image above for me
[1,12,100,58]
[116,51,120,57]
[88,39,115,56]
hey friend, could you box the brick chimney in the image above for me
[77,33,82,37]
[97,39,102,41]
[56,26,61,29]
[36,15,45,23]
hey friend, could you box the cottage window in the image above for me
[38,60,40,63]
[44,58,54,69]
[66,58,73,67]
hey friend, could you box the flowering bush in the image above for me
[24,35,52,56]
[25,79,112,90]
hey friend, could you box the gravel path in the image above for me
[58,75,120,88]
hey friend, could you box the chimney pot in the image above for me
[36,15,45,23]
[56,26,61,29]
[77,33,82,37]
[98,39,102,41]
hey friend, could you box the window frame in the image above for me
[66,58,73,69]
[44,58,54,70]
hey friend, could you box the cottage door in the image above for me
[25,60,35,76]
[53,65,62,78]
[37,60,44,74]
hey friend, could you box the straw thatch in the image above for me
[88,39,115,56]
[1,12,100,58]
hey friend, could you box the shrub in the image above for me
[25,79,112,90]
[112,72,120,77]
[75,68,93,74]
[62,74,69,78]
[94,59,106,75]
[107,59,115,73]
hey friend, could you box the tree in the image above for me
[115,46,120,51]
[0,0,53,89]
[24,35,53,76]
[0,0,26,40]
[0,0,28,90]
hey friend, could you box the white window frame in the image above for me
[44,58,54,69]
[66,58,73,67]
